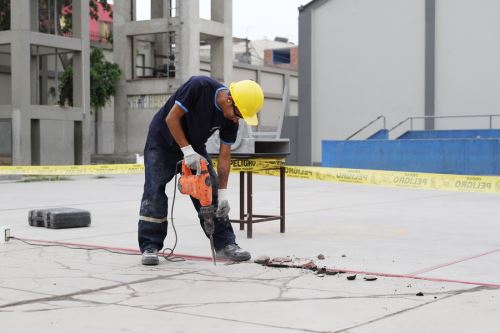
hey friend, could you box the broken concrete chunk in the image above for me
[267,257,315,269]
[301,261,317,270]
[271,257,293,263]
[363,276,378,281]
[317,253,325,260]
[347,274,357,281]
[254,256,270,265]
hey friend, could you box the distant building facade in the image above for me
[299,0,500,165]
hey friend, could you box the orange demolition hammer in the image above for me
[177,159,217,265]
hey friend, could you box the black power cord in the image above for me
[10,236,141,256]
[160,162,185,262]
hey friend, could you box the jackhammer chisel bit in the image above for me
[200,206,217,265]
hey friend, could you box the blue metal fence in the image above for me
[322,135,500,175]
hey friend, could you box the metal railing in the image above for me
[389,114,500,133]
[346,115,386,140]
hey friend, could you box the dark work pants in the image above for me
[137,137,236,253]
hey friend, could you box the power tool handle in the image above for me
[181,160,193,176]
[181,159,207,176]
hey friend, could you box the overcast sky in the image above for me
[227,0,310,44]
[132,0,311,44]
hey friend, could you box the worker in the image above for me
[138,76,264,265]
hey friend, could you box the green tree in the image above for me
[58,47,122,112]
[58,47,122,153]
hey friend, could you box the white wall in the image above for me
[311,0,425,163]
[435,0,500,129]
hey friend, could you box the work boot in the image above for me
[141,248,159,265]
[216,244,251,261]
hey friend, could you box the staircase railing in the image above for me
[346,115,386,140]
[389,114,500,133]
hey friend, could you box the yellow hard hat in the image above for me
[229,80,264,126]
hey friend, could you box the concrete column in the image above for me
[113,0,133,154]
[178,0,200,81]
[10,1,32,165]
[11,38,31,108]
[298,6,312,165]
[72,0,91,163]
[11,1,31,31]
[210,0,232,83]
[425,0,436,130]
[11,109,30,165]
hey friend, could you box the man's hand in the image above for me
[216,188,230,217]
[181,145,204,171]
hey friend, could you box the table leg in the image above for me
[280,166,285,233]
[239,171,245,230]
[247,171,253,238]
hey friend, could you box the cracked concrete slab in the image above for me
[1,174,499,332]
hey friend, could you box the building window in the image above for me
[131,32,176,80]
[38,0,73,36]
[136,53,146,78]
[128,94,169,109]
[0,0,10,31]
[272,49,290,64]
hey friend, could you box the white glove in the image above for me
[181,145,204,172]
[216,188,231,217]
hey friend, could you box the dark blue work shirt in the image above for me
[148,76,238,152]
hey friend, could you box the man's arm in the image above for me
[217,143,232,189]
[215,143,232,217]
[166,104,204,170]
[165,103,189,148]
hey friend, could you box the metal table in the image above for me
[227,156,287,239]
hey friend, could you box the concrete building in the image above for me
[299,0,500,165]
[263,41,298,71]
[108,0,299,163]
[0,0,90,166]
[231,37,297,68]
[1,0,299,165]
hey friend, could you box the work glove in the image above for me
[216,189,231,218]
[181,145,204,172]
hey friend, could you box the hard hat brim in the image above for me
[242,113,258,126]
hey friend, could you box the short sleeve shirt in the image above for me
[148,76,239,151]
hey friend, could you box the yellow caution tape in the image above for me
[0,164,144,176]
[1,159,499,194]
[212,158,285,172]
[255,166,500,194]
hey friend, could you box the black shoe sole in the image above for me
[141,257,159,265]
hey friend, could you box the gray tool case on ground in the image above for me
[28,208,91,229]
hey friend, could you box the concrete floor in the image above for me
[1,173,499,332]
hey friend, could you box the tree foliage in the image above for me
[58,47,122,112]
